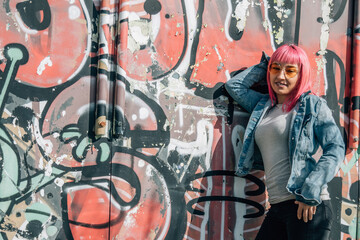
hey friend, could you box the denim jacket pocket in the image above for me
[301,113,313,136]
[298,114,314,154]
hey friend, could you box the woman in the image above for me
[225,44,345,240]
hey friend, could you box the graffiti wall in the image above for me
[0,0,358,239]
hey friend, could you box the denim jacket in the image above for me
[225,52,345,206]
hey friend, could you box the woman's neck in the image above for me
[276,95,287,104]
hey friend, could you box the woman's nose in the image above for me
[277,68,286,79]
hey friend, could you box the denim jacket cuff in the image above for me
[294,189,321,206]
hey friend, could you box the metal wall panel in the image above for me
[0,0,358,239]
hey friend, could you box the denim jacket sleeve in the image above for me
[295,98,345,206]
[225,52,270,113]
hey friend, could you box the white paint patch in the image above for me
[151,13,161,41]
[233,0,251,32]
[40,189,45,197]
[319,0,333,56]
[127,12,152,52]
[37,56,53,76]
[72,171,82,182]
[54,178,65,187]
[262,19,269,31]
[213,44,222,61]
[45,160,54,177]
[52,132,60,138]
[38,157,44,170]
[146,165,153,177]
[138,159,145,168]
[129,23,151,46]
[139,107,149,119]
[131,114,137,121]
[61,110,66,117]
[315,56,327,74]
[120,0,145,8]
[224,0,234,42]
[355,24,360,41]
[276,0,285,7]
[68,5,81,20]
[123,205,140,227]
[32,117,53,156]
[99,12,116,26]
[55,154,68,165]
[274,27,284,44]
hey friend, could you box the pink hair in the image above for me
[266,44,312,112]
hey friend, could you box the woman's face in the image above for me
[269,62,299,104]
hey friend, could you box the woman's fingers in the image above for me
[308,207,313,221]
[295,201,303,220]
[295,201,317,223]
[308,206,317,221]
[302,208,308,222]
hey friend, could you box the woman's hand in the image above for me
[294,201,317,223]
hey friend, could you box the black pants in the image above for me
[255,200,332,240]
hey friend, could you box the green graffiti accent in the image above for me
[0,137,20,199]
[6,47,25,61]
[99,142,110,162]
[349,217,360,239]
[46,225,58,237]
[61,131,82,141]
[61,126,81,142]
[25,202,51,224]
[75,136,91,159]
[0,47,25,109]
[0,201,11,222]
[340,147,360,176]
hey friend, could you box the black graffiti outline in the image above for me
[184,170,265,218]
[317,0,348,24]
[5,0,97,100]
[61,165,141,229]
[16,0,51,31]
[0,44,29,112]
[317,48,348,147]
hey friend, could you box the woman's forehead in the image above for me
[272,61,299,67]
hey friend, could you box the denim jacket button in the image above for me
[292,137,295,140]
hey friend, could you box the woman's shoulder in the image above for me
[301,92,325,104]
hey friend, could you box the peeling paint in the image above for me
[315,56,327,74]
[233,0,251,32]
[127,12,152,53]
[32,117,53,156]
[37,56,53,76]
[274,27,284,44]
[319,0,333,56]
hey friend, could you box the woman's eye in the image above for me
[272,67,281,71]
[286,68,297,73]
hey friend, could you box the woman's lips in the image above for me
[275,82,287,87]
